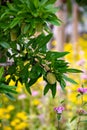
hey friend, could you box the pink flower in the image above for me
[32,91,38,96]
[77,59,85,66]
[78,87,87,94]
[81,73,87,80]
[54,106,64,114]
[18,94,26,100]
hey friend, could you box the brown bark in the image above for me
[72,3,79,44]
[72,3,79,57]
[53,0,67,52]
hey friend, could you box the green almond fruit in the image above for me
[47,72,56,84]
[10,30,17,41]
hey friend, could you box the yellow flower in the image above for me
[32,99,41,106]
[9,79,15,86]
[67,93,77,103]
[11,119,20,126]
[3,126,12,130]
[7,105,15,112]
[5,75,10,80]
[14,122,28,130]
[5,114,10,119]
[16,112,28,120]
[16,81,23,92]
[0,108,6,119]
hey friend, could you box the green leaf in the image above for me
[0,67,4,80]
[60,79,66,91]
[46,0,56,4]
[0,84,17,94]
[44,83,50,95]
[47,15,62,26]
[50,83,56,98]
[76,94,81,98]
[40,0,48,5]
[36,33,52,51]
[63,75,78,84]
[57,114,61,121]
[10,18,21,28]
[33,0,39,8]
[60,99,65,104]
[28,78,38,88]
[0,41,10,49]
[70,116,77,123]
[82,102,87,106]
[66,69,83,73]
[5,93,16,101]
[29,64,42,79]
[23,24,30,34]
[45,5,59,13]
[46,51,69,60]
[25,83,32,94]
[80,120,87,122]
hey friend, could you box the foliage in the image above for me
[0,35,87,130]
[0,0,82,99]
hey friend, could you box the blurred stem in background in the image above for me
[53,0,67,51]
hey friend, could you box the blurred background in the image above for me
[0,0,87,130]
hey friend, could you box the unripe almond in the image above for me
[47,72,56,84]
[10,30,17,41]
[21,23,26,34]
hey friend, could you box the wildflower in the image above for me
[32,99,41,106]
[18,94,26,100]
[32,91,38,96]
[54,106,64,114]
[77,59,85,66]
[77,87,87,94]
[7,105,15,112]
[77,109,87,115]
[81,73,87,80]
[16,112,28,120]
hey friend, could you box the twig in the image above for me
[0,62,14,67]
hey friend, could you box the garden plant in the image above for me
[0,0,87,130]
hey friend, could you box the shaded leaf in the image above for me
[66,69,83,73]
[0,41,10,49]
[10,18,21,28]
[50,83,56,98]
[44,83,50,95]
[5,93,16,101]
[70,116,77,123]
[63,75,78,84]
[46,51,69,60]
[76,94,81,97]
[0,67,4,80]
[60,79,66,91]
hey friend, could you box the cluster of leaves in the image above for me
[0,0,82,99]
[0,67,17,100]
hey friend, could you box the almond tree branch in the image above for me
[0,62,14,67]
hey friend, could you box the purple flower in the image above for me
[77,87,87,94]
[77,59,85,66]
[77,109,87,115]
[54,106,64,114]
[81,73,87,80]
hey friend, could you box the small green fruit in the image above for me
[10,30,17,41]
[47,72,56,84]
[21,23,26,34]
